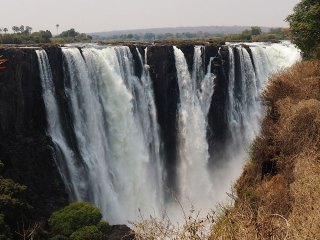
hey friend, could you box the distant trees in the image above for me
[1,26,53,44]
[60,28,78,38]
[0,25,92,44]
[11,25,32,34]
[12,26,19,33]
[286,0,320,57]
[53,28,92,43]
[251,26,262,35]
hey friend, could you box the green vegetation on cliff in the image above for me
[286,0,320,58]
[48,202,103,237]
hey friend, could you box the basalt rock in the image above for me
[0,47,68,219]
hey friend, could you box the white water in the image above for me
[60,46,163,223]
[36,50,85,200]
[37,43,301,225]
[173,46,215,212]
[216,43,302,205]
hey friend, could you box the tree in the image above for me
[56,24,60,35]
[25,26,32,35]
[59,28,79,38]
[48,202,102,237]
[12,26,20,33]
[251,26,262,35]
[19,25,25,33]
[286,0,320,57]
[3,28,8,34]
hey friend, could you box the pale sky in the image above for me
[1,0,301,34]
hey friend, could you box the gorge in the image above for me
[0,42,301,225]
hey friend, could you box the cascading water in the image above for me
[36,49,85,200]
[37,42,301,224]
[37,46,164,223]
[173,46,215,212]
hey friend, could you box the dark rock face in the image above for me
[147,46,180,196]
[205,46,230,165]
[0,48,68,219]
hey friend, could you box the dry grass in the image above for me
[210,60,320,239]
[132,207,215,240]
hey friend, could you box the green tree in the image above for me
[12,26,20,33]
[286,0,320,57]
[251,26,262,35]
[48,202,102,237]
[70,226,103,240]
[3,28,8,34]
[60,28,79,38]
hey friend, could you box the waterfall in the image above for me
[36,49,84,200]
[43,46,163,224]
[37,42,301,225]
[173,46,215,212]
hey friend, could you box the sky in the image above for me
[1,0,301,34]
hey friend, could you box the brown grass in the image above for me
[210,60,320,239]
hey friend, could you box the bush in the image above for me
[48,202,102,236]
[286,0,320,57]
[49,235,69,240]
[70,226,103,240]
[0,214,12,240]
[97,220,111,234]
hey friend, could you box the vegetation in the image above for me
[48,202,103,237]
[132,207,214,239]
[210,60,320,239]
[51,28,92,44]
[0,26,92,44]
[0,160,35,239]
[96,27,289,43]
[286,0,320,58]
[69,226,103,240]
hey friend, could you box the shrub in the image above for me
[0,214,12,240]
[49,235,69,240]
[70,226,103,240]
[97,220,111,234]
[48,202,102,236]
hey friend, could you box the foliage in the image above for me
[0,25,91,44]
[0,176,30,225]
[52,28,92,43]
[48,202,102,237]
[0,30,53,44]
[0,160,33,239]
[210,60,320,239]
[0,214,12,240]
[70,226,103,240]
[286,0,320,57]
[50,235,69,240]
[250,26,262,35]
[97,220,111,234]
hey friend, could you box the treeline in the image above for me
[94,31,225,41]
[95,27,289,42]
[51,28,92,44]
[224,27,289,42]
[0,26,92,44]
